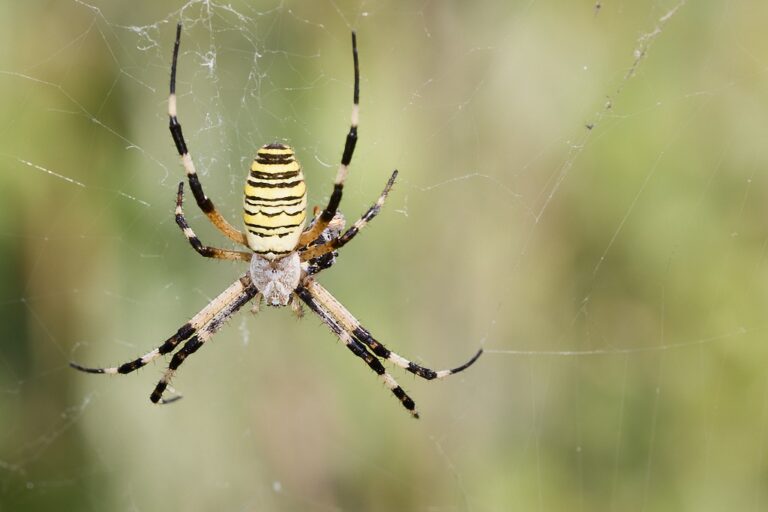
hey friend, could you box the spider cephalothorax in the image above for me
[249,251,301,307]
[71,23,481,418]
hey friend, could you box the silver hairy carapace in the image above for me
[250,252,302,307]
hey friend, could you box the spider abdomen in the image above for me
[243,143,307,258]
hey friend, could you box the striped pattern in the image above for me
[297,32,359,248]
[168,23,248,247]
[243,143,307,258]
[300,170,397,262]
[298,279,483,418]
[70,275,253,376]
[151,280,259,404]
[304,279,483,381]
[303,212,346,275]
[175,183,251,261]
[295,284,419,418]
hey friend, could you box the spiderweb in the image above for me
[2,0,768,510]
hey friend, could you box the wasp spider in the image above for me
[71,24,482,418]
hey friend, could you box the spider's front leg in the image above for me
[71,274,253,376]
[303,279,482,381]
[151,279,258,404]
[296,283,420,417]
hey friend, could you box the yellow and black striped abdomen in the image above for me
[243,143,307,259]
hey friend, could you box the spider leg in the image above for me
[249,292,263,315]
[303,212,345,275]
[175,183,252,261]
[169,22,248,247]
[300,170,397,261]
[71,275,253,375]
[302,279,482,380]
[296,284,419,418]
[289,296,305,318]
[151,279,258,404]
[298,32,359,246]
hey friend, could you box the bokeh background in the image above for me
[2,0,768,510]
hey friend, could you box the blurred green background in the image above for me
[2,0,768,510]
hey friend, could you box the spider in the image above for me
[71,23,482,418]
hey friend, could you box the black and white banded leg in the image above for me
[169,22,248,247]
[175,183,252,261]
[151,279,259,404]
[295,284,419,418]
[299,31,359,246]
[302,279,482,380]
[300,170,397,261]
[303,211,346,275]
[70,275,253,375]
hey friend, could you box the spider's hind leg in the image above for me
[168,23,248,247]
[298,32,359,246]
[175,183,251,261]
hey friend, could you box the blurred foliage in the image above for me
[1,0,768,510]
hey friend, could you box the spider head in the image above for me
[249,252,302,307]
